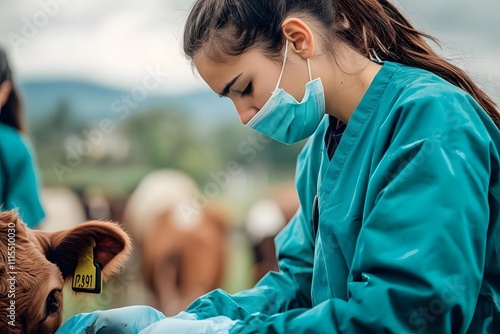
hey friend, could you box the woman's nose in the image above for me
[239,113,253,125]
[233,100,258,125]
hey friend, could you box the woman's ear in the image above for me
[0,80,12,109]
[281,18,316,60]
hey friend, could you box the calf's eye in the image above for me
[46,290,61,315]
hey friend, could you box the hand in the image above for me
[139,316,236,334]
[56,305,167,334]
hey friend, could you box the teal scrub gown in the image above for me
[0,123,45,228]
[184,61,500,333]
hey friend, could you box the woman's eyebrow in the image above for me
[219,73,242,97]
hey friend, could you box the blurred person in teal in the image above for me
[0,48,45,228]
[58,0,500,333]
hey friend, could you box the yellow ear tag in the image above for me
[72,240,102,294]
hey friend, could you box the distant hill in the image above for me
[18,78,237,130]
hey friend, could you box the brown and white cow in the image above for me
[123,169,229,316]
[0,210,131,334]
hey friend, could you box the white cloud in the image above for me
[0,0,203,93]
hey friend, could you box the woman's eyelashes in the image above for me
[240,82,253,97]
[217,82,253,99]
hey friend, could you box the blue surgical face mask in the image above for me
[245,39,326,145]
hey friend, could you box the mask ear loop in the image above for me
[276,39,314,90]
[307,58,312,81]
[369,49,382,63]
[275,39,289,91]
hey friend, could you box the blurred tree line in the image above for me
[29,99,305,207]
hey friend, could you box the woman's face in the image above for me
[194,47,311,125]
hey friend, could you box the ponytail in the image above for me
[334,0,500,128]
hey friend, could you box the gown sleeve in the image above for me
[227,91,496,333]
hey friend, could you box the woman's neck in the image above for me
[317,43,382,124]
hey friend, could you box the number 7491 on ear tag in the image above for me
[72,241,102,294]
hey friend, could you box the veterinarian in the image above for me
[0,48,45,228]
[58,0,500,332]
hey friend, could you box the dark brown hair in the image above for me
[183,0,500,128]
[0,48,25,132]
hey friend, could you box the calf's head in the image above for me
[0,210,131,334]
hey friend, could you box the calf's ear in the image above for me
[43,221,132,281]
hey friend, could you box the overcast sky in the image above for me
[0,0,498,95]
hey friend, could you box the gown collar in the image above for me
[319,61,400,202]
[325,61,399,159]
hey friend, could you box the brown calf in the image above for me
[140,206,228,316]
[123,169,229,316]
[0,210,131,334]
